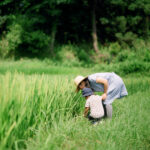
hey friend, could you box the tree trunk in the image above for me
[50,23,57,56]
[92,0,99,53]
[145,16,149,37]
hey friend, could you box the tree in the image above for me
[128,0,150,37]
[91,0,99,53]
[35,0,75,55]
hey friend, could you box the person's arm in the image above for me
[96,78,108,100]
[84,107,89,117]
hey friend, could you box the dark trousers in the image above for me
[88,115,102,124]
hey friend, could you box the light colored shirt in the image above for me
[88,72,128,104]
[85,95,104,118]
[88,72,114,92]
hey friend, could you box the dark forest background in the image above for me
[0,0,150,66]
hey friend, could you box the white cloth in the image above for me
[85,95,104,118]
[88,72,128,104]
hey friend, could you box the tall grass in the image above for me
[0,72,82,149]
[0,59,150,76]
[0,71,150,150]
[0,59,90,75]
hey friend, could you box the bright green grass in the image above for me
[0,59,90,75]
[0,60,150,150]
[1,59,150,76]
[0,71,150,150]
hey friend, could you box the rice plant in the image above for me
[0,71,150,150]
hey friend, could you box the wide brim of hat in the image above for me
[75,76,88,92]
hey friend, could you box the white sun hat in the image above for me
[74,75,88,92]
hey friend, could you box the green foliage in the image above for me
[109,42,121,56]
[47,0,74,5]
[0,58,150,76]
[128,0,150,15]
[0,0,150,59]
[132,39,147,50]
[119,60,150,74]
[100,18,109,25]
[0,70,150,149]
[0,59,84,75]
[116,50,129,62]
[0,15,7,28]
[127,16,142,26]
[78,49,92,63]
[0,0,13,6]
[21,30,50,56]
[116,16,127,33]
[55,45,81,67]
[115,32,137,46]
[144,50,150,62]
[6,24,22,50]
[0,23,22,57]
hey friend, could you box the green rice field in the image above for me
[0,60,150,150]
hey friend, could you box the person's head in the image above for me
[74,75,90,92]
[82,88,94,100]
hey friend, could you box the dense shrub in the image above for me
[0,23,22,58]
[0,20,50,58]
[115,32,137,48]
[144,50,150,62]
[109,42,121,56]
[78,49,92,63]
[132,39,147,50]
[116,50,129,62]
[119,60,150,74]
[54,45,82,67]
[20,30,50,57]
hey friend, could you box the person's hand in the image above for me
[102,93,107,100]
